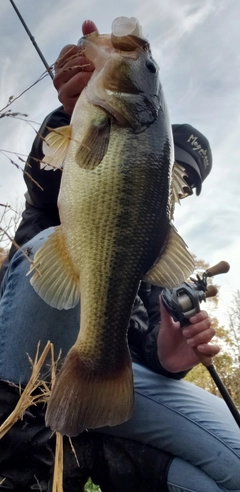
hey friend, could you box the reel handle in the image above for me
[198,261,229,362]
[205,285,218,298]
[205,261,230,277]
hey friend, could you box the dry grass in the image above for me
[0,341,67,492]
[0,341,51,439]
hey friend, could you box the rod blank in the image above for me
[9,0,53,79]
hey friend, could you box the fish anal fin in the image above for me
[45,346,134,436]
[75,115,110,170]
[41,125,72,170]
[27,226,79,310]
[144,225,195,288]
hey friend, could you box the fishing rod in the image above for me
[9,0,53,80]
[162,261,240,428]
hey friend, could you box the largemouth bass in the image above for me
[29,16,194,436]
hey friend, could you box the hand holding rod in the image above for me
[162,260,240,428]
[194,262,240,427]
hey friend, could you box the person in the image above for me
[0,19,239,492]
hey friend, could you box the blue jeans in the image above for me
[0,228,240,492]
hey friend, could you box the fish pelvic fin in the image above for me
[41,125,72,170]
[46,346,134,436]
[170,162,189,220]
[143,224,195,288]
[27,226,80,309]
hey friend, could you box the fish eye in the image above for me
[145,60,157,73]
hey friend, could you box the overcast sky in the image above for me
[0,0,240,326]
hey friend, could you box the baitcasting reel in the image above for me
[162,260,240,428]
[161,261,229,326]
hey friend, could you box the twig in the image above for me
[68,437,80,467]
[0,227,37,267]
[0,150,44,190]
[0,72,50,113]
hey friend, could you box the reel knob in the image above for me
[205,261,230,277]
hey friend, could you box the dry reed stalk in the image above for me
[0,340,52,439]
[51,344,64,492]
[52,431,64,492]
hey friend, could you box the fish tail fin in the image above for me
[46,346,134,437]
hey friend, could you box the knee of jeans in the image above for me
[26,228,55,251]
[5,251,30,283]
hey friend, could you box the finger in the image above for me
[54,55,94,89]
[59,95,78,116]
[182,317,212,339]
[55,45,80,69]
[189,310,208,324]
[59,55,93,74]
[57,72,92,114]
[159,297,180,330]
[197,343,220,357]
[185,327,216,347]
[82,20,99,36]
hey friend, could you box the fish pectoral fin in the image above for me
[143,225,195,288]
[45,346,134,436]
[170,162,189,219]
[75,115,111,170]
[41,125,72,170]
[27,226,80,309]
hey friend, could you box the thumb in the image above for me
[82,20,99,36]
[159,296,180,332]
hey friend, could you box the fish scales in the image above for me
[59,103,171,356]
[28,18,194,436]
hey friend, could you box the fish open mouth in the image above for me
[82,16,149,73]
[81,16,155,128]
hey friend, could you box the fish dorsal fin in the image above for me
[75,115,111,170]
[27,226,80,309]
[41,125,72,171]
[143,224,195,288]
[170,162,189,219]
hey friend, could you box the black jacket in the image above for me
[0,107,187,380]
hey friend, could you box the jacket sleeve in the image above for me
[132,283,189,379]
[0,107,71,284]
[24,106,71,209]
